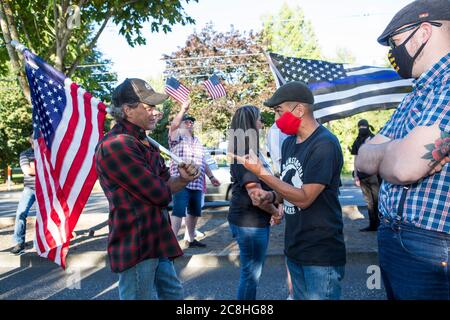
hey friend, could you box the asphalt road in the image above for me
[0,254,385,300]
[0,186,366,217]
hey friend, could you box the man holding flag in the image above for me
[95,78,201,300]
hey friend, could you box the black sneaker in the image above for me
[10,243,25,255]
[188,239,207,248]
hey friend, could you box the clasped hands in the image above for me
[248,189,284,226]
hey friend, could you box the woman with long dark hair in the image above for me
[227,105,281,300]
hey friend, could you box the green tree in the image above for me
[0,0,198,101]
[163,23,275,147]
[260,3,321,59]
[328,47,356,64]
[0,75,31,179]
[328,109,394,174]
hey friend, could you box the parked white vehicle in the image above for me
[204,149,232,201]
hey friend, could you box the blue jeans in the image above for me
[172,188,203,217]
[286,257,345,300]
[118,257,184,300]
[13,187,36,245]
[229,223,270,300]
[378,218,450,300]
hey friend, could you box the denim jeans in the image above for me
[229,223,270,300]
[118,257,184,300]
[378,218,450,300]
[286,257,345,300]
[13,187,36,245]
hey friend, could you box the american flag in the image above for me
[165,77,190,103]
[23,49,106,268]
[203,74,226,99]
[267,52,413,122]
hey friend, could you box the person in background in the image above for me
[169,100,220,248]
[266,113,288,177]
[10,134,36,255]
[350,119,381,232]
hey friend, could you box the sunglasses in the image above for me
[388,21,442,49]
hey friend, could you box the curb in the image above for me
[0,205,373,269]
[0,205,368,228]
[0,250,378,269]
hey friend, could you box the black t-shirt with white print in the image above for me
[281,125,346,266]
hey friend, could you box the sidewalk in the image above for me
[0,204,377,269]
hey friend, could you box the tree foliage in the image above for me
[0,0,198,180]
[260,3,321,59]
[0,0,197,101]
[163,23,275,147]
[328,109,394,174]
[0,75,31,172]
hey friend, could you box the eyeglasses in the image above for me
[388,21,442,49]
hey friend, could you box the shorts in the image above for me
[171,187,203,217]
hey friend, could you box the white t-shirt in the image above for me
[266,123,288,175]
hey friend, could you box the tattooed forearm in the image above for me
[422,131,450,168]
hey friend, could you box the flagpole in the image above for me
[264,52,285,88]
[146,135,184,164]
[10,40,27,53]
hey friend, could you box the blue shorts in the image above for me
[171,188,203,218]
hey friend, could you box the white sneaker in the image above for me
[195,229,205,238]
[183,229,205,240]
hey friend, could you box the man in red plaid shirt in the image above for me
[95,78,201,300]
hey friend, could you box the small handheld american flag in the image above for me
[165,77,190,103]
[203,74,226,99]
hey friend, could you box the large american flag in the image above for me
[165,77,190,103]
[267,52,414,122]
[203,74,226,99]
[23,49,106,268]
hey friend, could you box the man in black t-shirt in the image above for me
[234,81,346,300]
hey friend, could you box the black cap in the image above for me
[377,0,450,46]
[182,114,196,122]
[264,81,314,108]
[357,119,369,127]
[112,78,168,107]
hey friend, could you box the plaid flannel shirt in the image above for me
[95,120,182,273]
[378,53,450,234]
[169,133,206,191]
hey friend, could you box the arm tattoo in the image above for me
[422,131,450,167]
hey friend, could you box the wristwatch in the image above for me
[271,191,277,204]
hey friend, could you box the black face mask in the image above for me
[358,127,370,137]
[388,26,427,79]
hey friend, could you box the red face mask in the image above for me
[276,112,302,135]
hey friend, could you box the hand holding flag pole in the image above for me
[146,135,184,164]
[11,40,26,52]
